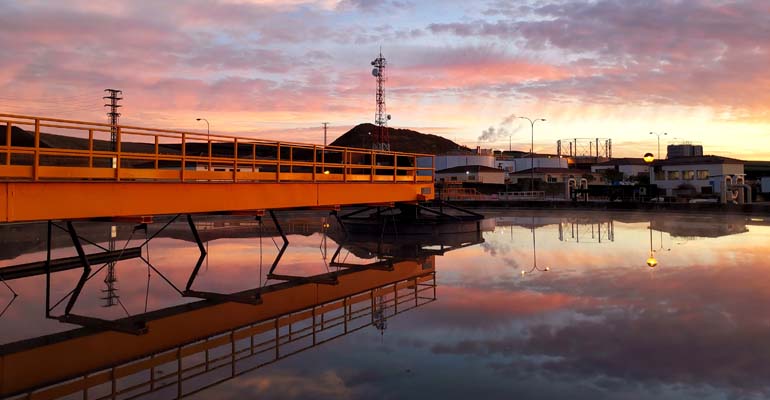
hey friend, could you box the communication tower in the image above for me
[371,50,390,151]
[103,89,123,150]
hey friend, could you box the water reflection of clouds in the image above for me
[6,212,770,399]
[407,242,770,397]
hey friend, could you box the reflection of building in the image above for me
[559,219,615,243]
[651,216,748,238]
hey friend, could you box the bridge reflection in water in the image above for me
[0,215,488,400]
[4,264,435,400]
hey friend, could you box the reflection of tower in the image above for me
[372,295,387,336]
[102,225,119,307]
[371,49,390,151]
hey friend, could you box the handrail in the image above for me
[0,113,435,184]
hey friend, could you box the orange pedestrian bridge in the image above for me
[0,113,435,223]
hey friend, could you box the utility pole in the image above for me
[103,89,123,151]
[322,122,329,147]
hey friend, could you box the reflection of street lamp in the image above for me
[519,117,546,193]
[522,216,549,275]
[646,223,658,268]
[649,132,667,159]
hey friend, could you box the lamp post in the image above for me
[643,152,654,200]
[649,131,667,160]
[519,117,546,193]
[196,118,210,139]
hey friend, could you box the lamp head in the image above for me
[643,153,655,163]
[646,256,658,268]
[196,118,201,121]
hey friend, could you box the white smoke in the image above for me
[477,114,522,143]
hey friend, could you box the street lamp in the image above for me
[643,152,654,200]
[649,132,667,160]
[196,118,210,147]
[519,117,546,193]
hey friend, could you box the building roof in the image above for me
[510,167,587,175]
[593,157,649,166]
[653,155,744,166]
[435,165,504,174]
[517,153,561,158]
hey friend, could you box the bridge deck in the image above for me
[0,114,435,222]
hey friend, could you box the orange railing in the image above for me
[0,113,434,184]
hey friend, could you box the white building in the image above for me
[495,154,568,173]
[650,156,745,198]
[434,151,495,171]
[435,165,506,185]
[507,168,604,185]
[591,158,650,179]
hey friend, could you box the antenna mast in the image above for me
[322,122,329,147]
[103,89,123,151]
[371,49,390,151]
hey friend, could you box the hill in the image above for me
[330,123,469,155]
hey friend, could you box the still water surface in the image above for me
[1,210,769,399]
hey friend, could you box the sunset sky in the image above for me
[1,0,769,159]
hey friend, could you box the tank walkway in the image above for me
[0,113,435,223]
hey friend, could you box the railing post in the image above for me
[393,153,397,182]
[276,143,281,182]
[33,118,40,181]
[181,133,186,182]
[432,155,435,183]
[115,126,122,181]
[370,150,375,182]
[5,121,11,166]
[233,138,239,183]
[312,145,317,181]
[343,149,348,182]
[88,129,93,168]
[154,135,159,170]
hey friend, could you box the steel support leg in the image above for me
[64,221,91,315]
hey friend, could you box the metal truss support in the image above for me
[183,213,264,304]
[39,216,187,335]
[267,210,289,276]
[328,243,394,272]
